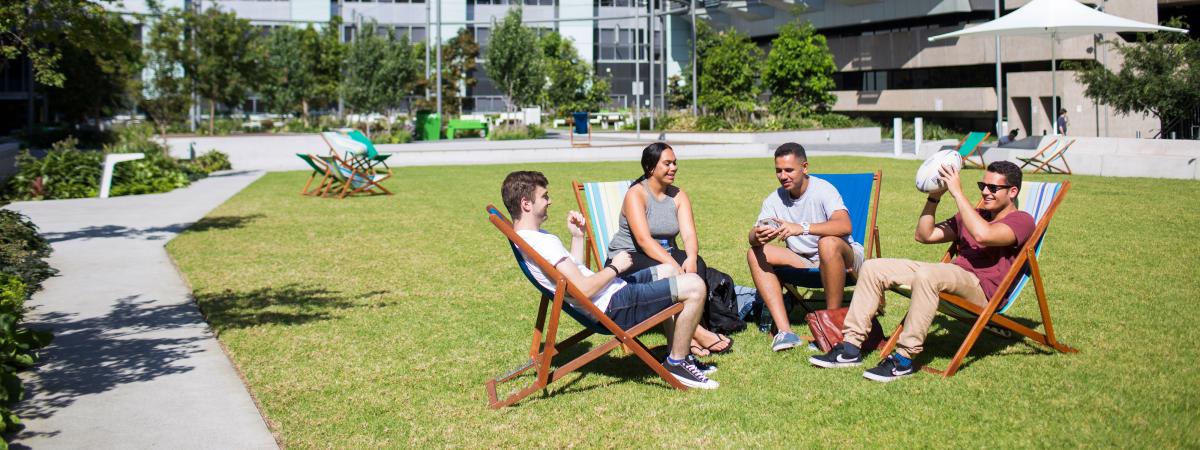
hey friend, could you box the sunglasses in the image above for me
[977,182,1013,193]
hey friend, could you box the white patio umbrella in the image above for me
[928,0,1187,136]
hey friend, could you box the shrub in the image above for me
[371,128,413,144]
[0,273,54,433]
[487,124,546,141]
[2,138,104,201]
[180,151,233,180]
[695,115,732,131]
[0,210,57,297]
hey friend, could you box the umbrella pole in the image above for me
[1051,34,1058,137]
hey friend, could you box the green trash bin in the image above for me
[415,110,441,141]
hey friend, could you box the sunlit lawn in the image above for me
[166,156,1200,448]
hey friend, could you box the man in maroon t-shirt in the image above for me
[810,161,1035,382]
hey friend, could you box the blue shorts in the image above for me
[604,267,679,330]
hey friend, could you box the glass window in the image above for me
[411,26,426,42]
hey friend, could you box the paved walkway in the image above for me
[3,170,277,449]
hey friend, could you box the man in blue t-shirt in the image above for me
[746,143,864,352]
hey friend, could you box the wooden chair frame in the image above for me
[960,132,992,169]
[877,181,1078,378]
[318,133,393,199]
[1018,138,1076,174]
[778,171,885,312]
[298,153,340,196]
[485,205,686,409]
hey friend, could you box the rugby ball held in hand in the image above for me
[915,149,963,193]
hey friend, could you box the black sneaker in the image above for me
[663,358,719,389]
[863,354,917,382]
[687,355,717,375]
[809,342,863,368]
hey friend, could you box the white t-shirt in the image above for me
[516,229,626,318]
[757,176,860,257]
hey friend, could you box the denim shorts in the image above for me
[604,267,679,330]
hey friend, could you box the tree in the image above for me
[185,6,266,134]
[312,16,346,114]
[141,5,191,140]
[45,10,142,125]
[414,28,479,116]
[698,28,762,120]
[342,24,420,135]
[262,26,319,123]
[679,18,717,111]
[762,20,836,116]
[1072,18,1199,136]
[485,8,543,112]
[539,31,608,116]
[1,0,119,88]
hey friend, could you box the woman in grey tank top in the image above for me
[607,143,732,355]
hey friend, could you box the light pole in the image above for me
[994,0,1002,139]
[436,0,442,126]
[690,0,697,115]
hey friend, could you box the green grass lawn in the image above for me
[167,157,1200,448]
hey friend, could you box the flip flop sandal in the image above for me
[701,334,734,355]
[689,343,711,357]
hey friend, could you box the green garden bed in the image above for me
[166,157,1200,448]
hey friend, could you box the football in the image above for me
[915,149,964,193]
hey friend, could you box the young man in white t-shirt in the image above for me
[501,171,718,389]
[746,143,865,352]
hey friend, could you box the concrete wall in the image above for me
[1005,71,1158,139]
[990,136,1200,179]
[833,87,997,113]
[598,127,883,144]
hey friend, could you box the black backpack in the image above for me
[702,267,746,335]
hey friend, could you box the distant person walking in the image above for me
[1056,108,1069,135]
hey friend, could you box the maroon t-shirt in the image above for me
[941,209,1036,299]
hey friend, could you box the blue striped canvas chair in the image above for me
[882,180,1078,378]
[571,179,633,270]
[772,172,884,312]
[484,205,687,408]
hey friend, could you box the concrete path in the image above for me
[3,170,277,449]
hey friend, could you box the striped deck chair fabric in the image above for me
[581,180,632,266]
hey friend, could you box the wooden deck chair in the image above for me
[1018,138,1076,174]
[957,132,992,169]
[296,153,341,196]
[771,172,883,312]
[319,132,392,198]
[571,179,633,270]
[879,181,1078,378]
[484,205,687,409]
[339,129,395,176]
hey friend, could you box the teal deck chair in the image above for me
[318,132,392,198]
[958,131,991,169]
[882,181,1078,378]
[295,153,341,196]
[484,205,687,408]
[571,179,633,270]
[772,172,883,311]
[339,129,394,171]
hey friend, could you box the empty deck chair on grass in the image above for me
[570,179,633,270]
[1018,138,1076,174]
[880,181,1077,378]
[318,132,392,198]
[957,131,992,169]
[296,153,340,196]
[339,128,395,175]
[485,205,687,409]
[772,172,883,313]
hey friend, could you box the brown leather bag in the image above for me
[806,307,885,353]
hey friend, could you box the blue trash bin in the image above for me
[572,112,589,135]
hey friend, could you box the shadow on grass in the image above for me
[41,214,265,243]
[12,296,210,438]
[915,315,1055,370]
[195,283,384,333]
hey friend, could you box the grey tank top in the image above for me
[607,181,680,255]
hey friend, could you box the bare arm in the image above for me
[623,186,678,268]
[915,191,956,244]
[566,211,588,264]
[674,190,700,273]
[554,251,633,298]
[777,209,852,239]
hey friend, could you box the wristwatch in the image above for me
[800,221,811,235]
